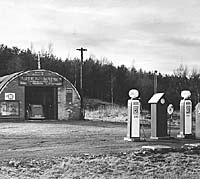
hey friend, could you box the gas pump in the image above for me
[124,89,141,141]
[195,103,200,139]
[177,90,193,138]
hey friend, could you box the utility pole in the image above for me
[110,71,114,106]
[74,62,77,88]
[37,52,41,69]
[154,70,158,94]
[76,47,87,120]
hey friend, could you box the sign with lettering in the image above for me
[167,104,174,115]
[0,101,19,116]
[19,76,63,86]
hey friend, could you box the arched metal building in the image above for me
[0,69,81,121]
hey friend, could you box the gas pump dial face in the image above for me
[160,98,165,104]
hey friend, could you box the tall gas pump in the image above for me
[124,89,141,141]
[195,103,200,139]
[177,90,193,138]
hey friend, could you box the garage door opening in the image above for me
[25,86,57,120]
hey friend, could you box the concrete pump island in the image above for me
[124,88,200,152]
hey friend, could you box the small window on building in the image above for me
[66,88,73,104]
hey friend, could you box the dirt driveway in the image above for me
[0,120,197,160]
[0,120,200,178]
[0,120,137,160]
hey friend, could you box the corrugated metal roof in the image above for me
[0,72,23,93]
[0,70,81,100]
[148,93,164,104]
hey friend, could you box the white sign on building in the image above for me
[5,93,15,100]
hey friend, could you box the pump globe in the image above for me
[181,90,191,99]
[129,89,139,99]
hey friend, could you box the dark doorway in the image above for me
[25,86,57,120]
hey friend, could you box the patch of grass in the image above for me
[84,98,183,128]
[2,152,200,179]
[85,105,151,126]
[84,98,112,110]
[85,105,128,123]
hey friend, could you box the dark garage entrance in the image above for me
[25,86,57,120]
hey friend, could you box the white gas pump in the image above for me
[185,100,192,134]
[195,103,200,139]
[124,89,141,141]
[177,90,193,138]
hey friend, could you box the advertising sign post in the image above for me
[148,93,168,139]
[167,104,174,137]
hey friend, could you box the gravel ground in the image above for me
[0,120,199,178]
[0,149,200,179]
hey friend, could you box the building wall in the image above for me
[58,79,81,120]
[0,70,81,121]
[0,77,25,120]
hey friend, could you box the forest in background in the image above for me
[0,44,199,110]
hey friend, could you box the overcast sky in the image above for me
[0,0,200,74]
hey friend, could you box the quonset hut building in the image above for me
[0,69,81,121]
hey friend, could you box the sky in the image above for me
[0,0,200,74]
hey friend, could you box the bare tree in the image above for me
[30,42,34,53]
[173,64,188,78]
[190,67,200,103]
[48,43,54,55]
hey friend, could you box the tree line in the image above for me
[0,44,199,110]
